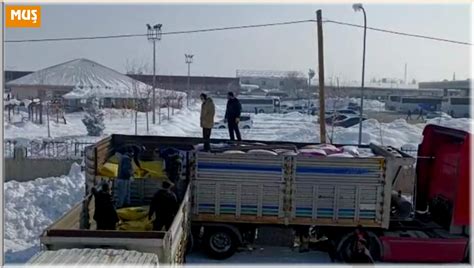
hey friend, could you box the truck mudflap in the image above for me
[380,236,468,262]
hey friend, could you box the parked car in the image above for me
[326,109,359,117]
[333,115,367,128]
[325,114,349,124]
[281,105,306,114]
[425,111,450,119]
[214,115,253,129]
[348,102,361,111]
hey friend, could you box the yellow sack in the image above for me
[99,157,170,183]
[116,206,149,221]
[117,218,153,231]
[107,155,120,164]
[98,162,118,177]
[139,161,166,177]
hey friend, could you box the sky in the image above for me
[5,3,472,83]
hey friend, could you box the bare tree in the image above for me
[282,71,305,98]
[125,59,152,134]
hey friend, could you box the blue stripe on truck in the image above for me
[198,163,281,172]
[296,167,374,175]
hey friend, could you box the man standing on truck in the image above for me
[200,93,215,152]
[116,148,133,208]
[148,181,179,231]
[92,182,119,230]
[224,91,242,141]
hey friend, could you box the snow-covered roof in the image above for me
[7,58,186,100]
[236,70,306,79]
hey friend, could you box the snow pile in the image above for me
[4,99,21,106]
[4,163,85,263]
[425,117,472,133]
[324,97,385,112]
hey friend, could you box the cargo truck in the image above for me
[34,124,470,264]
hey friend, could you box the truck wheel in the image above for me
[336,231,382,263]
[204,228,237,260]
[259,109,265,113]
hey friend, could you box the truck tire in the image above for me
[336,231,382,263]
[258,109,265,114]
[204,227,238,260]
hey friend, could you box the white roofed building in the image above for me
[7,58,186,112]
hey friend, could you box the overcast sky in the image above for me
[5,3,472,83]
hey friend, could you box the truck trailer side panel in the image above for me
[192,150,408,228]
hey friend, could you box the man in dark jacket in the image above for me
[116,149,133,208]
[148,181,179,231]
[92,182,119,230]
[224,92,242,141]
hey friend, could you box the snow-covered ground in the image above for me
[4,163,85,263]
[4,97,472,264]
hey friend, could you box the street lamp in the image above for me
[185,54,194,107]
[353,3,367,146]
[147,23,162,124]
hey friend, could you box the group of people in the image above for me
[200,91,242,151]
[405,109,425,121]
[92,146,181,232]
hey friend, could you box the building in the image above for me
[128,74,241,98]
[419,79,471,97]
[236,70,307,93]
[6,59,185,112]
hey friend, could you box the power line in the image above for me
[325,19,472,46]
[4,19,315,43]
[5,17,471,46]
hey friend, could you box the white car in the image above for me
[213,115,253,129]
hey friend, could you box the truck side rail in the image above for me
[163,184,192,264]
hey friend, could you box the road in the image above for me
[187,246,333,264]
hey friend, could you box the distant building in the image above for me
[128,74,241,98]
[418,79,471,97]
[236,70,307,93]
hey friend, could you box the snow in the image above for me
[4,163,85,263]
[3,96,473,264]
[4,99,21,106]
[5,98,471,146]
[7,58,186,100]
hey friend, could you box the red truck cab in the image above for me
[380,124,470,263]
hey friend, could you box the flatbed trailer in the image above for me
[37,124,470,263]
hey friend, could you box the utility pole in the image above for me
[147,23,162,124]
[185,54,194,107]
[353,3,367,146]
[404,63,407,84]
[316,10,326,144]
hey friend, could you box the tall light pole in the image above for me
[147,23,162,124]
[353,3,367,146]
[185,54,194,107]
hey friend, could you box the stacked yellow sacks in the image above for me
[116,206,153,231]
[97,155,170,183]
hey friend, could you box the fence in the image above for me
[4,139,94,159]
